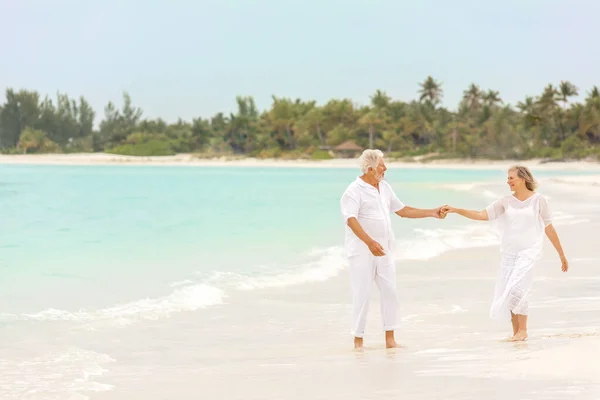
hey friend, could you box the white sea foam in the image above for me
[200,246,346,290]
[3,207,585,327]
[200,226,497,292]
[396,224,499,261]
[0,347,115,399]
[482,189,500,199]
[2,185,588,327]
[169,279,195,287]
[433,182,485,191]
[243,249,345,289]
[1,283,224,324]
[545,175,600,186]
[199,206,586,294]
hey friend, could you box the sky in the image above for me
[1,0,599,125]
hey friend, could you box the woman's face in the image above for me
[507,169,524,191]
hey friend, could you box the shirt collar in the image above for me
[356,177,381,191]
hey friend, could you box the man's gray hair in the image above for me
[358,149,384,174]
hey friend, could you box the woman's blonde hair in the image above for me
[509,165,537,191]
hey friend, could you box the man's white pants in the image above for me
[348,252,399,337]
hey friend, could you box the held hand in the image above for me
[441,205,454,216]
[433,206,446,219]
[366,239,386,257]
[561,256,569,272]
[437,205,452,219]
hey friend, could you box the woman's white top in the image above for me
[485,192,552,261]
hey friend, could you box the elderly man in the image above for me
[340,149,445,349]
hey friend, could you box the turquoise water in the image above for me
[1,163,599,399]
[0,164,593,314]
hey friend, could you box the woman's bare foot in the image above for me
[510,330,528,341]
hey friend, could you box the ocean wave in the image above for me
[2,207,587,326]
[191,247,347,291]
[396,224,499,261]
[212,205,575,293]
[1,283,224,324]
[232,247,346,290]
[169,279,195,287]
[0,347,115,399]
[199,209,585,292]
[482,189,500,199]
[188,224,499,295]
[544,175,600,187]
[431,175,600,203]
[430,182,486,191]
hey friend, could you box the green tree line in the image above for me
[1,77,599,160]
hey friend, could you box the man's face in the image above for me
[373,158,387,181]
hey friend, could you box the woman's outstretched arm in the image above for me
[444,206,489,221]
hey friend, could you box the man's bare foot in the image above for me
[354,337,363,350]
[510,330,528,341]
[384,331,401,349]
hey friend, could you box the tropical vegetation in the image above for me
[1,77,599,160]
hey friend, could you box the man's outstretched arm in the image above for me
[395,206,444,219]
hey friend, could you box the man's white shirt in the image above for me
[340,178,405,257]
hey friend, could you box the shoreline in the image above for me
[4,158,600,399]
[1,152,600,171]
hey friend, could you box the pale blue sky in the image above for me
[1,0,598,124]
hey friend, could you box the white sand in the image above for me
[1,152,600,171]
[4,157,600,399]
[86,176,600,400]
[510,334,600,381]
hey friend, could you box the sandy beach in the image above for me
[2,158,600,400]
[5,1,600,398]
[1,152,600,171]
[89,217,600,400]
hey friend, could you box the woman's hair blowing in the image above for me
[510,165,537,191]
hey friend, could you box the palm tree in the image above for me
[462,83,482,111]
[558,81,578,109]
[555,81,579,142]
[483,90,502,107]
[586,86,600,104]
[359,108,388,148]
[517,96,539,123]
[539,84,559,111]
[370,89,391,109]
[418,76,443,107]
[579,86,600,142]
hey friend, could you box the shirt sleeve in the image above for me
[485,198,506,221]
[539,195,553,227]
[340,190,360,222]
[388,185,406,213]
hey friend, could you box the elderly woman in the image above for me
[443,166,568,341]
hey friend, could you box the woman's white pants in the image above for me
[348,252,399,337]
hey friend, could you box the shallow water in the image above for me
[1,164,599,399]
